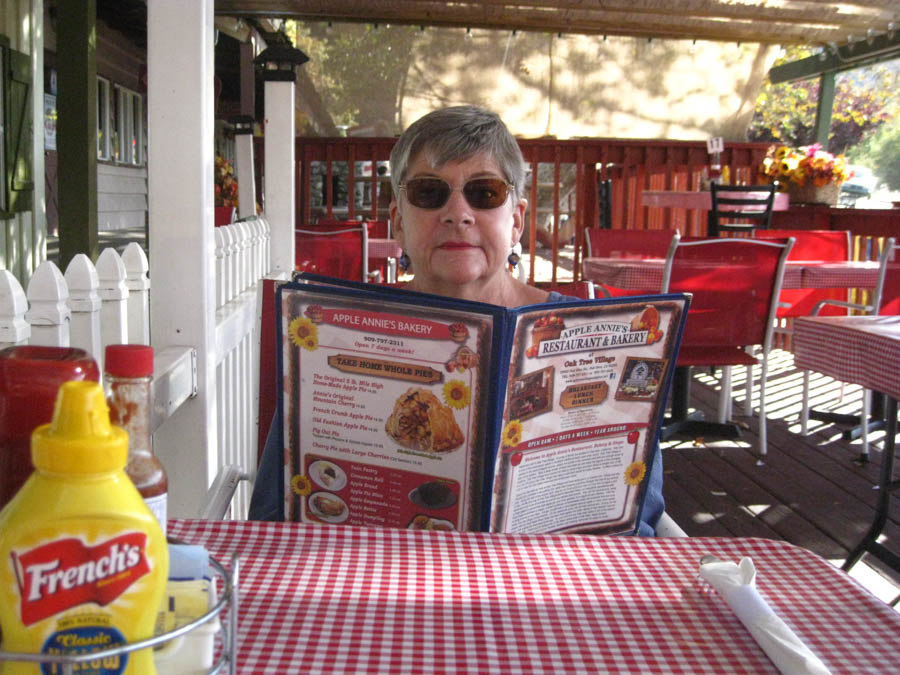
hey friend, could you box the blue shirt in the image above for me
[250,290,665,536]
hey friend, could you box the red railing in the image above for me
[292,136,899,285]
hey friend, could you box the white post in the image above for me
[234,220,250,293]
[262,69,297,276]
[64,254,102,360]
[25,262,70,347]
[214,227,227,309]
[222,225,237,303]
[122,242,151,345]
[233,116,257,220]
[0,271,31,347]
[96,248,129,362]
[148,0,217,517]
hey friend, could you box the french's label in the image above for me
[11,533,150,626]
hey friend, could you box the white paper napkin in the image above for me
[698,556,831,675]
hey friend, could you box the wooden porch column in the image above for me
[814,71,836,150]
[147,0,217,517]
[56,0,98,269]
[257,45,308,276]
[232,116,256,220]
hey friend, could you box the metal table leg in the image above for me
[842,394,900,573]
[661,366,742,441]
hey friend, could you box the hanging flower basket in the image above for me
[784,181,841,206]
[215,206,236,226]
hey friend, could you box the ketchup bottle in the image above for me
[0,345,100,510]
[104,344,169,534]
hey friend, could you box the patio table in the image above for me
[641,190,791,212]
[367,238,402,260]
[583,257,881,294]
[367,238,402,283]
[169,518,899,674]
[793,315,900,574]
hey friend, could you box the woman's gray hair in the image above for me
[390,105,526,201]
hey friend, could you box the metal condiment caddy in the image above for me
[0,550,239,674]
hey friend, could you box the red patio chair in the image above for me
[755,229,851,320]
[660,236,794,457]
[295,222,369,283]
[585,228,679,297]
[363,219,394,283]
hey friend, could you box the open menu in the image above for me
[277,275,689,535]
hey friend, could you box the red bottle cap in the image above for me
[104,344,154,378]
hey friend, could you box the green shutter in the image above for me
[5,46,33,214]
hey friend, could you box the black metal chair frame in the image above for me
[707,183,777,237]
[597,177,612,230]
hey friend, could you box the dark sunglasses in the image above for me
[399,177,514,210]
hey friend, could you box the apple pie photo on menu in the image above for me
[385,387,464,453]
[506,366,554,421]
[615,357,667,402]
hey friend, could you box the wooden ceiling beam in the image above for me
[214,1,899,46]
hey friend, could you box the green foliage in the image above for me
[848,118,900,191]
[287,22,418,132]
[747,47,897,155]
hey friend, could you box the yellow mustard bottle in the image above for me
[0,381,168,674]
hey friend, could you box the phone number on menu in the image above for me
[363,335,403,347]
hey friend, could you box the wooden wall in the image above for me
[0,0,44,284]
[43,4,148,235]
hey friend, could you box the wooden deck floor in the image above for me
[662,348,900,599]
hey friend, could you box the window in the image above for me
[0,42,7,214]
[0,35,33,216]
[97,76,110,160]
[112,84,144,166]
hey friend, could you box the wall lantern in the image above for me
[253,44,310,82]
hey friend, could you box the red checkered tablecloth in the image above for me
[583,258,668,291]
[169,519,899,674]
[793,315,900,400]
[583,258,804,291]
[798,260,882,290]
[368,238,403,259]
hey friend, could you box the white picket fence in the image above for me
[0,216,272,518]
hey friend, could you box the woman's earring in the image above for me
[398,251,411,272]
[507,250,521,268]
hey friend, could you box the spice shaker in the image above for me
[104,344,169,533]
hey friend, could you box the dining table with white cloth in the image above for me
[168,518,899,674]
[641,190,791,212]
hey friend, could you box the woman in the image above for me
[386,106,663,536]
[389,105,551,307]
[251,106,664,536]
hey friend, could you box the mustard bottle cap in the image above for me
[31,381,129,474]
